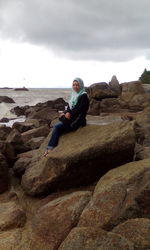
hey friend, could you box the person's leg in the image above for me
[43,122,68,157]
[47,122,67,148]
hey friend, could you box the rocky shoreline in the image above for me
[0,78,150,249]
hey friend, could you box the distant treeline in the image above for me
[139,68,150,84]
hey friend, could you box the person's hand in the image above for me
[65,112,71,120]
[59,112,65,117]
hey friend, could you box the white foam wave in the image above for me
[0,103,16,119]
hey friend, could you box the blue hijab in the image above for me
[68,78,87,109]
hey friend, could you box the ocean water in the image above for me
[0,88,71,126]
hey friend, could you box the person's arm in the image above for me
[69,94,89,117]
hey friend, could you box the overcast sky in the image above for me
[0,0,150,88]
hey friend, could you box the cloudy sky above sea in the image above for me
[0,0,150,88]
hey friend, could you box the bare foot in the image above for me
[43,148,53,158]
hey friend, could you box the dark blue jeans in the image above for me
[47,121,71,150]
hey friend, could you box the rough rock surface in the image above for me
[59,226,134,250]
[112,218,150,250]
[21,121,135,196]
[78,158,150,230]
[29,191,92,250]
[0,153,9,193]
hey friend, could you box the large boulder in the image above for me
[0,230,23,250]
[25,118,50,128]
[142,83,150,94]
[120,81,145,103]
[29,191,92,250]
[100,97,128,113]
[6,129,29,154]
[21,125,50,143]
[112,218,150,250]
[0,96,15,103]
[0,153,9,193]
[108,75,121,96]
[59,227,134,250]
[27,107,58,122]
[13,157,32,177]
[0,126,11,140]
[135,106,150,126]
[26,136,45,150]
[10,105,29,116]
[35,97,68,110]
[12,121,36,133]
[21,121,135,196]
[78,158,150,230]
[87,82,118,100]
[0,200,26,231]
[87,99,100,115]
[127,94,150,111]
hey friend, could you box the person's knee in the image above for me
[54,122,64,131]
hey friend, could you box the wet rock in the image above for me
[0,96,15,103]
[0,117,9,123]
[10,105,29,116]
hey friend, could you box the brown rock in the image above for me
[109,75,121,96]
[0,153,9,193]
[27,107,58,122]
[100,97,128,113]
[10,105,29,116]
[21,125,50,143]
[59,226,134,250]
[128,94,150,111]
[26,136,45,150]
[12,121,36,133]
[30,191,92,250]
[0,126,11,140]
[0,230,23,250]
[25,118,50,127]
[21,121,135,196]
[6,129,29,154]
[78,158,150,230]
[120,81,145,103]
[112,218,150,250]
[134,144,150,160]
[0,200,26,231]
[0,117,9,123]
[0,96,15,103]
[13,157,32,177]
[87,82,118,100]
[88,98,100,115]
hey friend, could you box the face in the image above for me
[72,81,80,92]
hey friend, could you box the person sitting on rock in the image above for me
[43,77,89,157]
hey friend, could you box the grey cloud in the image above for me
[0,0,150,61]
